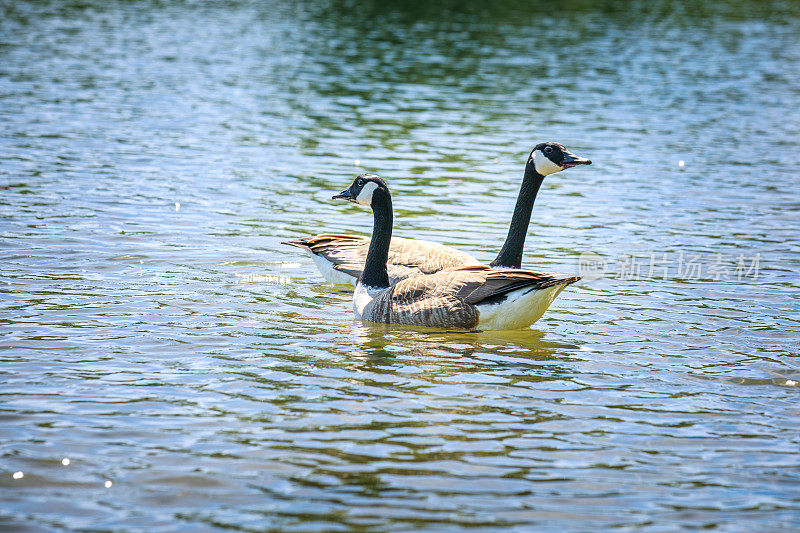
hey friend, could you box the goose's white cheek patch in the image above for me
[532,150,564,176]
[356,181,379,205]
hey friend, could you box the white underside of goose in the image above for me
[475,283,566,331]
[310,252,357,285]
[353,283,378,319]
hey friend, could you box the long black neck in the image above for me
[360,189,392,289]
[489,161,545,268]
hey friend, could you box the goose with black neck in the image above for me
[283,142,591,285]
[490,142,590,268]
[331,174,580,330]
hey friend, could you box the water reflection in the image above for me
[351,322,575,363]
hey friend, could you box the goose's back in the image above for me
[284,233,481,284]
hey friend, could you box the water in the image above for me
[1,0,799,530]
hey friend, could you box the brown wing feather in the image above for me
[333,261,426,283]
[365,268,485,329]
[462,268,581,305]
[282,233,481,283]
[282,234,370,267]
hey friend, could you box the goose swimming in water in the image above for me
[331,174,579,330]
[283,142,590,285]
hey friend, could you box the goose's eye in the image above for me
[357,179,365,186]
[544,146,553,154]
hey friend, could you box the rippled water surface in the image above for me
[2,0,799,530]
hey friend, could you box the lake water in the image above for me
[1,0,799,530]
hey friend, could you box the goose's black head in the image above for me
[332,174,390,206]
[529,142,591,176]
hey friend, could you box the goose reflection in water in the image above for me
[349,321,577,365]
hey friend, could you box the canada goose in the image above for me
[283,142,590,285]
[331,174,579,330]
